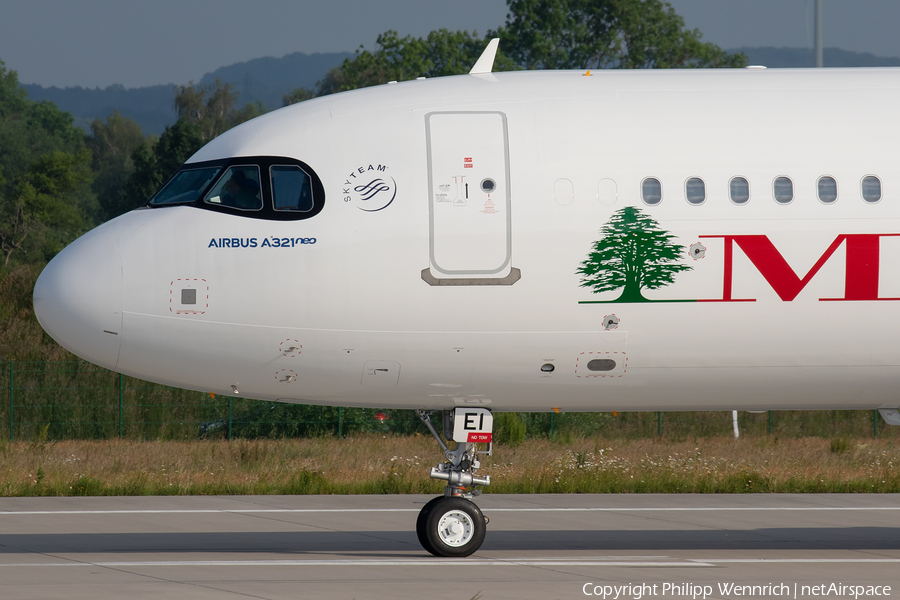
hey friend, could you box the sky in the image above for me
[2,0,900,89]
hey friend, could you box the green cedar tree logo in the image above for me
[577,206,692,302]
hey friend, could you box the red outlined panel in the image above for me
[275,369,298,383]
[279,339,302,357]
[169,278,208,315]
[575,351,628,378]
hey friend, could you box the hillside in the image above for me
[17,47,900,137]
[198,51,353,110]
[20,82,176,136]
[732,46,900,68]
[21,51,352,135]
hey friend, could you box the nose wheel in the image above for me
[416,496,487,557]
[415,408,493,557]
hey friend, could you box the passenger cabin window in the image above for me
[641,178,662,205]
[773,177,793,204]
[862,176,882,203]
[150,166,221,205]
[271,166,313,211]
[685,177,705,205]
[817,176,838,204]
[729,177,750,204]
[203,166,263,211]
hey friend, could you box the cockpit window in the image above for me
[149,166,221,205]
[148,156,325,221]
[271,165,313,211]
[203,166,263,211]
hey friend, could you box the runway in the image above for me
[1,494,899,599]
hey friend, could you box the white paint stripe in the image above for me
[0,509,419,515]
[476,507,900,512]
[0,560,711,568]
[503,556,673,560]
[0,558,898,568]
[1,506,899,516]
[703,559,900,564]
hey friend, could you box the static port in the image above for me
[481,178,496,193]
[541,363,555,373]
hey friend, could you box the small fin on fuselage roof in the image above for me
[469,38,500,75]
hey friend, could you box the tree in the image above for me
[577,206,691,302]
[173,79,266,143]
[317,29,518,95]
[124,80,266,206]
[315,2,742,96]
[0,150,91,267]
[123,119,202,204]
[0,62,88,189]
[496,0,747,69]
[0,62,98,268]
[90,111,146,220]
[282,87,314,107]
[230,99,267,127]
[0,59,28,119]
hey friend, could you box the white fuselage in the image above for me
[33,68,900,412]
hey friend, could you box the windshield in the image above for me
[150,166,221,205]
[147,156,325,221]
[204,166,263,211]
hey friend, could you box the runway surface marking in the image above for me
[0,557,709,568]
[2,507,899,515]
[0,558,898,568]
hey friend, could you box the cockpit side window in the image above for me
[147,156,325,221]
[203,166,263,211]
[149,166,221,205]
[271,166,313,211]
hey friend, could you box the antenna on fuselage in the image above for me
[470,38,500,74]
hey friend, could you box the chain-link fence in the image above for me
[0,361,894,441]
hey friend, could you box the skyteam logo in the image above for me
[343,164,397,212]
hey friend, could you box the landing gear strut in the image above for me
[415,408,493,557]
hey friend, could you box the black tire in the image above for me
[423,497,486,557]
[416,496,444,556]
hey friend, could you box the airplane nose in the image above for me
[33,230,123,370]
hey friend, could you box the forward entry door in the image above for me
[425,112,513,282]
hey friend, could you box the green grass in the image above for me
[2,435,898,497]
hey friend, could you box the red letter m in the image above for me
[699,234,900,302]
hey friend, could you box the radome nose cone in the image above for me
[33,231,123,370]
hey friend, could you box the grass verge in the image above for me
[1,434,898,497]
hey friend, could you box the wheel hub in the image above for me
[437,510,475,547]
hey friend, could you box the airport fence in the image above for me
[0,361,894,442]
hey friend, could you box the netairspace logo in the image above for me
[582,582,892,599]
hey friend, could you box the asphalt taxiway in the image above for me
[1,494,899,599]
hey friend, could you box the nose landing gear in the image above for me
[415,408,493,557]
[418,495,487,557]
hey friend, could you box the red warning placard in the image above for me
[464,157,473,168]
[467,432,492,443]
